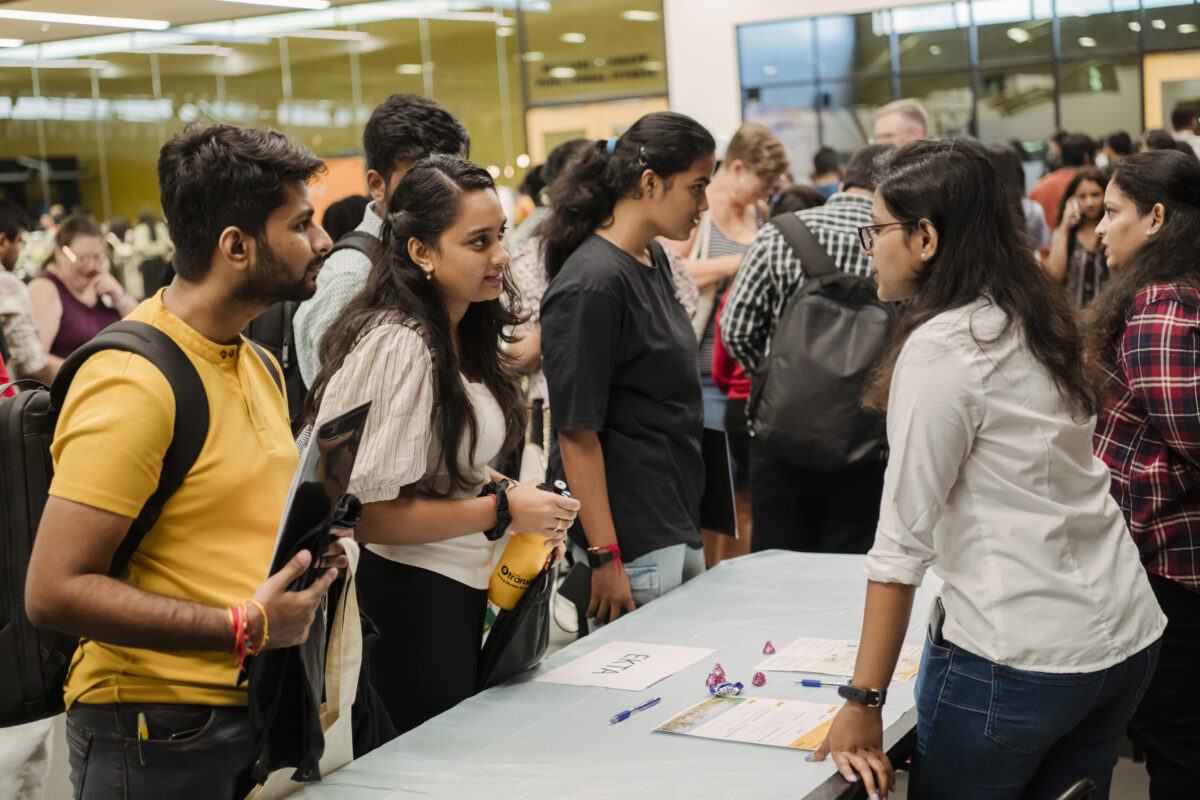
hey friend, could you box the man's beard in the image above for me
[235,239,320,305]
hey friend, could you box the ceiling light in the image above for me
[0,58,108,69]
[1179,23,1198,34]
[548,67,576,79]
[497,27,515,37]
[644,61,663,71]
[522,51,544,62]
[516,153,531,168]
[560,32,586,44]
[763,65,777,75]
[621,10,661,22]
[275,30,369,40]
[487,165,501,178]
[929,45,943,55]
[1077,36,1097,47]
[504,165,515,178]
[1128,21,1142,31]
[0,39,24,48]
[0,10,168,30]
[211,0,331,9]
[1006,27,1031,43]
[1151,18,1167,29]
[132,45,235,56]
[396,63,423,75]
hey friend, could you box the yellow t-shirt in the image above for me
[49,291,297,708]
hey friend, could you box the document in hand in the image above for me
[656,696,839,751]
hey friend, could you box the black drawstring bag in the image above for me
[477,565,553,691]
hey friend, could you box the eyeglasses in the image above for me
[857,220,915,252]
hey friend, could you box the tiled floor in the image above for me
[890,754,1149,798]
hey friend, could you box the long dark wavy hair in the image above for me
[1055,166,1109,226]
[1085,150,1200,355]
[306,155,526,496]
[536,111,715,279]
[862,139,1101,418]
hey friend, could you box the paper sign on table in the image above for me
[755,637,922,681]
[656,696,838,751]
[533,641,714,691]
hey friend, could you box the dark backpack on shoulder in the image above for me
[244,230,381,435]
[0,321,281,726]
[746,214,896,473]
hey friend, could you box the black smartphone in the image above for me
[929,596,946,646]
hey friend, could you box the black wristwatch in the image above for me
[585,544,620,569]
[481,480,512,541]
[837,681,887,708]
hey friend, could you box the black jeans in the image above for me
[749,439,886,554]
[1127,573,1200,799]
[357,547,486,736]
[65,702,254,800]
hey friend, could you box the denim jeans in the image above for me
[910,636,1161,800]
[65,702,255,800]
[570,541,705,633]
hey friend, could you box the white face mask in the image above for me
[1095,153,1110,170]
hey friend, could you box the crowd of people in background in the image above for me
[3,93,1200,800]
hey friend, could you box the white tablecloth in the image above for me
[290,550,942,800]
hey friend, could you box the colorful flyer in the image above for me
[754,637,922,681]
[656,696,839,751]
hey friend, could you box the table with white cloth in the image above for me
[290,550,942,800]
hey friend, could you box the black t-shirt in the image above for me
[541,234,704,561]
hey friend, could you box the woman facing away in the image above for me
[306,155,579,735]
[1045,167,1109,308]
[1087,149,1200,798]
[810,139,1164,799]
[539,111,716,626]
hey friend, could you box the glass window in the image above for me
[738,18,815,85]
[1060,8,1141,58]
[820,76,894,152]
[977,18,1053,64]
[1142,3,1200,51]
[744,85,820,186]
[977,63,1055,143]
[901,71,973,137]
[896,4,970,71]
[1059,57,1141,140]
[816,14,892,79]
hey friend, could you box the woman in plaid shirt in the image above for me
[1089,149,1200,798]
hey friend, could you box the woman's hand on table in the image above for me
[808,702,894,799]
[588,563,635,624]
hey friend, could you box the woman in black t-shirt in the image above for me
[539,112,716,625]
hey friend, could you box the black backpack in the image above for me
[746,214,896,473]
[244,230,381,434]
[0,320,281,727]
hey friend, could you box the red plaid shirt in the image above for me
[1094,281,1200,591]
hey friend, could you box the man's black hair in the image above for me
[842,143,896,193]
[362,94,470,181]
[812,146,840,176]
[1060,132,1096,168]
[157,124,325,282]
[1171,105,1197,132]
[0,198,29,240]
[1145,129,1177,151]
[1104,131,1133,157]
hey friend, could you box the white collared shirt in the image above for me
[865,298,1165,672]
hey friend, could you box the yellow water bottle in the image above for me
[488,532,552,611]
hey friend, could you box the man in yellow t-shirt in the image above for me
[25,124,338,800]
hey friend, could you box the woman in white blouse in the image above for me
[811,139,1164,799]
[306,155,579,735]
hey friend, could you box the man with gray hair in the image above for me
[873,98,928,145]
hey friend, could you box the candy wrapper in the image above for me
[762,640,776,654]
[752,672,766,687]
[709,681,744,697]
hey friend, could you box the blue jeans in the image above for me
[570,541,705,632]
[700,376,727,431]
[66,702,254,800]
[910,636,1161,799]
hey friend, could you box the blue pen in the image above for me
[795,679,845,688]
[609,696,661,724]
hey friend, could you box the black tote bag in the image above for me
[477,565,553,691]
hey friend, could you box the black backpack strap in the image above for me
[770,213,839,280]
[51,321,209,577]
[327,230,381,263]
[244,338,284,398]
